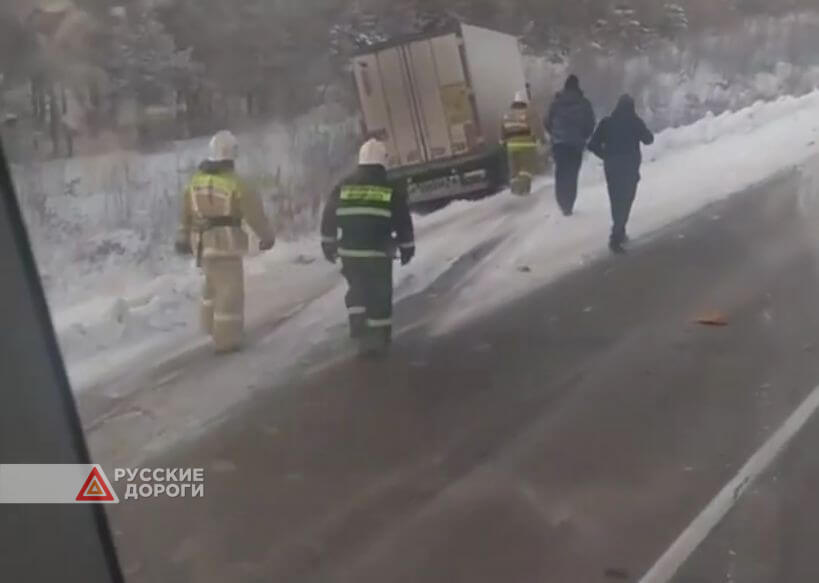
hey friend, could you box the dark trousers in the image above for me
[604,161,640,245]
[342,258,393,351]
[552,143,584,215]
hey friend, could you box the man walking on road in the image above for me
[176,130,276,353]
[321,138,415,358]
[546,75,596,216]
[588,94,655,254]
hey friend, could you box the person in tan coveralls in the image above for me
[175,130,275,353]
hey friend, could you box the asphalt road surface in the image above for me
[108,169,819,583]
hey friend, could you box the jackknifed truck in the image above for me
[351,23,530,205]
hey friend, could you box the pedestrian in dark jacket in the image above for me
[587,94,654,254]
[546,75,596,216]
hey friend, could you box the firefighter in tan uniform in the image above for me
[175,130,275,353]
[501,91,542,196]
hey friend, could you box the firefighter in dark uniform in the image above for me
[320,138,415,357]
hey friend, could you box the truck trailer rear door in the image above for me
[425,33,480,157]
[355,32,481,170]
[403,38,454,162]
[354,49,425,167]
[404,33,481,162]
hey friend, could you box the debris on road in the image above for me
[293,255,316,265]
[259,425,280,437]
[472,342,493,353]
[604,567,630,579]
[517,265,532,273]
[695,311,729,326]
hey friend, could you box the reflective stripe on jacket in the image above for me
[502,109,537,142]
[501,107,543,143]
[177,161,274,260]
[321,164,414,259]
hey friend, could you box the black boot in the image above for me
[349,314,365,339]
[609,239,626,254]
[357,328,390,359]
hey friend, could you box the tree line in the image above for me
[0,0,815,158]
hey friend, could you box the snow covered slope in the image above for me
[57,90,819,394]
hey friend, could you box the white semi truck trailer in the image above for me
[351,23,529,205]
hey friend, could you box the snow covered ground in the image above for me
[52,90,819,396]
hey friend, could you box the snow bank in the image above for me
[58,238,340,392]
[11,110,358,310]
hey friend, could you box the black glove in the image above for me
[322,242,338,264]
[259,237,275,251]
[399,245,415,266]
[175,239,192,256]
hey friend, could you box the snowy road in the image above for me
[100,167,819,582]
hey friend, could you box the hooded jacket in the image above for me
[546,89,596,148]
[588,95,654,166]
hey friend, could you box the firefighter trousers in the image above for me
[201,256,245,353]
[506,139,538,196]
[341,258,393,351]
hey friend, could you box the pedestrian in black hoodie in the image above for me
[545,75,596,216]
[588,94,654,254]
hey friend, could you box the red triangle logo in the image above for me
[76,466,116,502]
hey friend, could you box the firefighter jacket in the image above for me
[320,164,414,259]
[501,106,541,145]
[177,160,274,264]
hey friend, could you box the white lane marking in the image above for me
[640,383,819,583]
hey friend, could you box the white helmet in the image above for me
[209,130,239,162]
[513,90,529,105]
[358,138,389,167]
